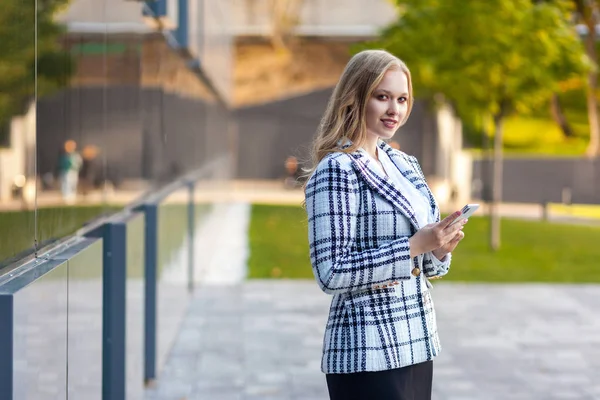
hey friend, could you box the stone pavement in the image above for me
[144,281,600,400]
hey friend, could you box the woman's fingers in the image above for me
[444,230,465,251]
[441,220,465,243]
[438,211,462,229]
[450,231,465,246]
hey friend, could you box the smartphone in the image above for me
[449,203,480,226]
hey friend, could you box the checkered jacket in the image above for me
[305,141,452,374]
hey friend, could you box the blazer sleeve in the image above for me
[305,156,414,295]
[423,251,452,278]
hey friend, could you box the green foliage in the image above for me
[0,0,73,127]
[465,115,589,155]
[357,0,590,124]
[247,205,600,283]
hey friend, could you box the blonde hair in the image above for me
[304,49,413,181]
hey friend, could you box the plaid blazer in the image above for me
[305,140,452,374]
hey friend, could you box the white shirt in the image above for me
[370,148,433,228]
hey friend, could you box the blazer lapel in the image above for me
[348,148,420,231]
[379,142,440,221]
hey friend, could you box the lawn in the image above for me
[0,205,121,268]
[247,204,600,283]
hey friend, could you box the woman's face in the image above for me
[365,68,409,142]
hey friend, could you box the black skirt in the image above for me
[325,361,433,400]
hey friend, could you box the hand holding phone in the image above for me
[409,205,477,257]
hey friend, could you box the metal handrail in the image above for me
[0,155,226,283]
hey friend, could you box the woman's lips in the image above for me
[381,119,398,129]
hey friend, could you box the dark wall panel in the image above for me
[234,89,436,179]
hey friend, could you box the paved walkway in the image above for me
[145,282,600,400]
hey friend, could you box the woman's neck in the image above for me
[363,137,380,160]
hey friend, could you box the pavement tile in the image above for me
[145,282,600,400]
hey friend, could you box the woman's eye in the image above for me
[377,94,388,100]
[398,97,407,103]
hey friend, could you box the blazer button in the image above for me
[411,267,421,277]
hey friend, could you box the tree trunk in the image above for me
[550,93,573,138]
[584,14,600,157]
[490,112,504,251]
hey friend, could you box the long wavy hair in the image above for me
[303,50,414,186]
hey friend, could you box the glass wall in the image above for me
[0,1,37,266]
[0,0,233,270]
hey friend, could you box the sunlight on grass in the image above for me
[247,204,600,283]
[549,203,600,219]
[467,115,589,156]
[502,116,588,155]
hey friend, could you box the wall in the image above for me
[234,88,441,180]
[231,0,397,37]
[473,157,600,205]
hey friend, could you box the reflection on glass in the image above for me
[36,5,126,259]
[1,0,234,270]
[0,0,38,265]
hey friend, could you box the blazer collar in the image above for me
[377,141,439,219]
[345,141,419,230]
[342,139,437,230]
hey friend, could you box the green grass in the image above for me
[247,204,600,283]
[447,217,600,282]
[0,205,121,268]
[247,204,312,279]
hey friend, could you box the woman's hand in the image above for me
[432,228,465,261]
[409,211,467,258]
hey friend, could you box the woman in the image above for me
[304,49,467,399]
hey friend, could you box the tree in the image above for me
[361,0,590,250]
[572,0,600,157]
[550,93,574,138]
[0,0,73,133]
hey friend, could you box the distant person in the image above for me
[303,50,468,400]
[283,156,301,188]
[79,145,101,195]
[58,140,82,203]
